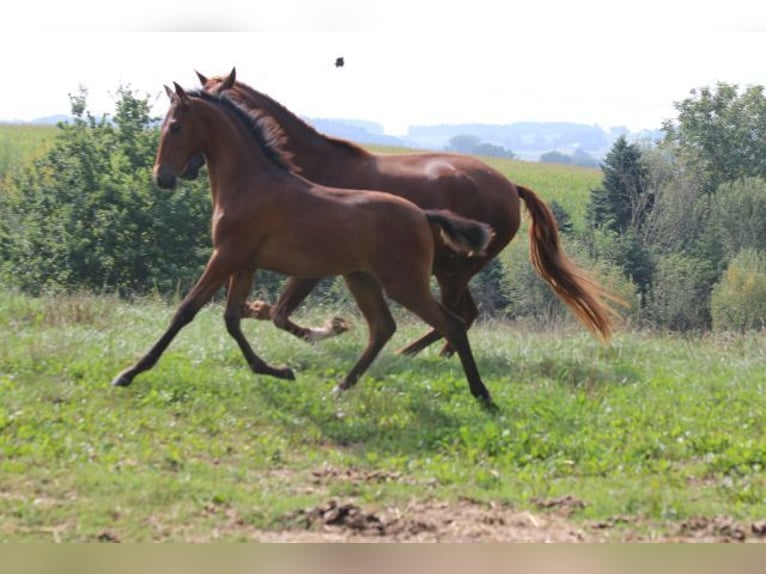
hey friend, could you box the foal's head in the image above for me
[154,83,208,190]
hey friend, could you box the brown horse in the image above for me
[197,68,623,356]
[111,83,498,407]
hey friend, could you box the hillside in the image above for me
[0,123,57,179]
[312,117,662,161]
[5,114,661,164]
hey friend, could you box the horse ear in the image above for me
[173,82,188,102]
[221,67,236,89]
[195,70,208,85]
[164,85,174,100]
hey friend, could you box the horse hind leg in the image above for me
[398,272,476,358]
[387,279,495,409]
[438,287,480,357]
[224,271,295,380]
[244,276,352,343]
[334,272,396,393]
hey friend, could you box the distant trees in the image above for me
[445,134,516,158]
[539,149,599,168]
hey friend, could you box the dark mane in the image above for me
[221,79,370,158]
[185,89,297,172]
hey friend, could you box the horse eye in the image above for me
[169,121,182,134]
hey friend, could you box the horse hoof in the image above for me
[111,372,133,387]
[328,316,352,334]
[331,383,349,396]
[277,367,296,381]
[439,344,456,358]
[243,300,273,320]
[479,396,500,414]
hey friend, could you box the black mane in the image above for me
[185,89,296,172]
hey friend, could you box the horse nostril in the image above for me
[154,173,177,190]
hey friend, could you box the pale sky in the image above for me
[2,0,765,134]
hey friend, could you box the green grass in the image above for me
[0,123,57,180]
[2,291,765,541]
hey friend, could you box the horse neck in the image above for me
[195,101,288,202]
[233,84,371,176]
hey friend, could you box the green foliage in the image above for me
[584,136,655,295]
[706,178,766,264]
[646,253,717,331]
[711,249,766,331]
[586,135,653,234]
[663,83,766,193]
[0,87,211,295]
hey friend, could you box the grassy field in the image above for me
[1,130,763,541]
[2,291,766,541]
[0,123,56,180]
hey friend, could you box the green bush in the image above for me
[711,249,766,331]
[0,88,212,296]
[646,254,717,331]
[707,178,766,264]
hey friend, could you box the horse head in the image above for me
[154,83,204,190]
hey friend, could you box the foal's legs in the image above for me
[334,272,396,393]
[111,252,230,387]
[243,277,352,342]
[224,272,295,380]
[387,279,494,409]
[398,271,477,358]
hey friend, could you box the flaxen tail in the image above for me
[425,209,495,257]
[517,185,626,342]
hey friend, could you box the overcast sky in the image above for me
[2,0,764,134]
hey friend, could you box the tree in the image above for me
[0,87,212,295]
[445,134,515,158]
[585,136,654,294]
[662,83,766,193]
[586,135,653,234]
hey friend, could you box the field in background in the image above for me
[0,124,56,180]
[2,292,765,541]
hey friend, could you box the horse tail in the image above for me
[517,185,625,342]
[425,209,495,257]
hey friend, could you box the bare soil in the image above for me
[218,467,766,543]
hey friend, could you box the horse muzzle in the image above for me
[153,171,177,190]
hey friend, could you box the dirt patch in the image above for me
[249,498,766,542]
[265,497,602,542]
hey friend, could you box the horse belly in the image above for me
[256,233,367,278]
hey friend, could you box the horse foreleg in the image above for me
[111,252,230,388]
[334,272,396,393]
[224,272,295,381]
